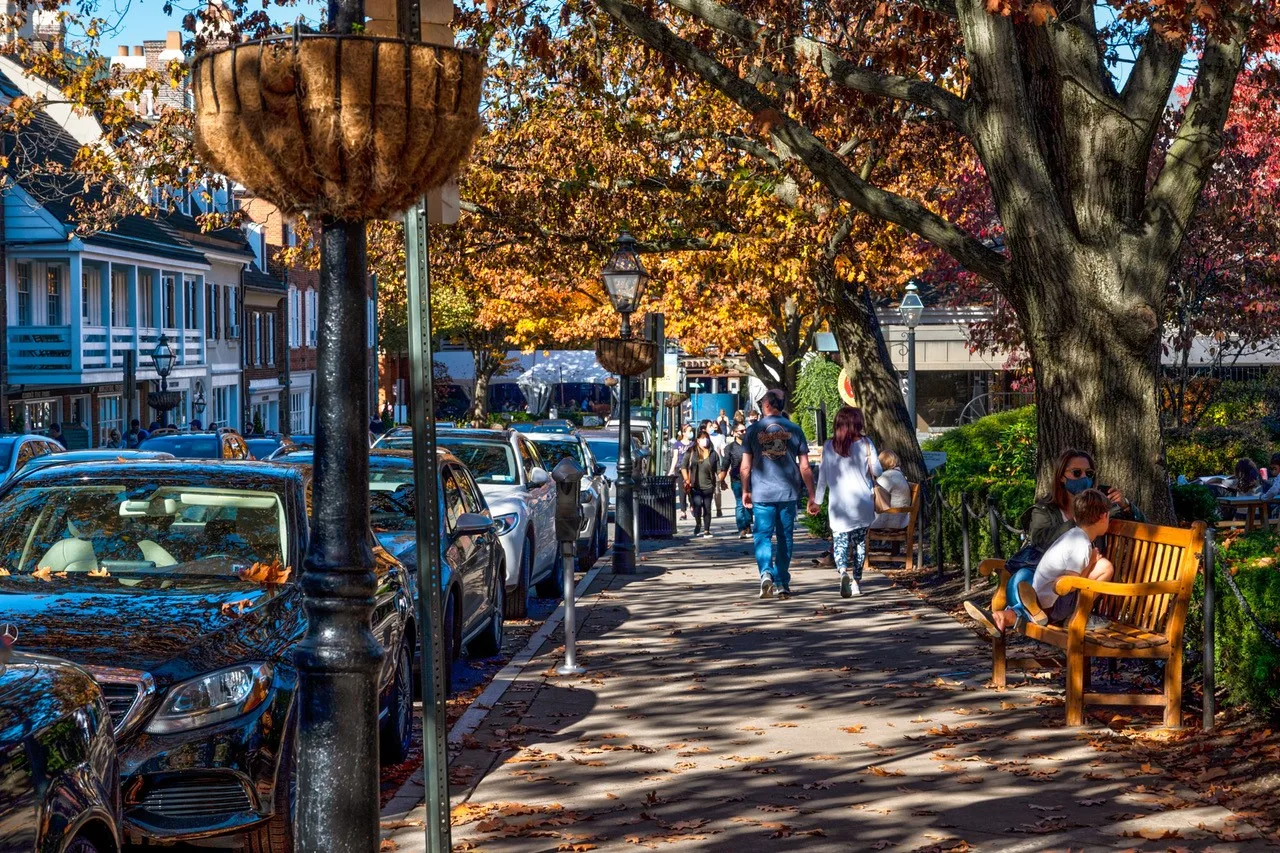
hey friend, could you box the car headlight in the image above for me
[146,663,273,734]
[493,512,520,535]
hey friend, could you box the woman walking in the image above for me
[669,424,694,520]
[808,406,880,598]
[683,428,721,538]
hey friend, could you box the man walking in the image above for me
[719,423,750,538]
[741,389,814,600]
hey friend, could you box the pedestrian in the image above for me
[747,409,760,426]
[369,415,384,436]
[719,422,750,538]
[682,428,720,538]
[668,424,694,520]
[716,408,731,436]
[708,421,727,517]
[741,389,815,600]
[809,406,879,598]
[148,418,162,432]
[125,419,149,448]
[48,422,68,449]
[190,418,203,432]
[104,429,125,449]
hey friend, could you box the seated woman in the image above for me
[870,450,912,530]
[1023,449,1144,552]
[1234,458,1263,496]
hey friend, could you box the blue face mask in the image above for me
[1064,476,1093,495]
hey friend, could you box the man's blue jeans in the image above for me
[730,480,750,532]
[753,501,796,590]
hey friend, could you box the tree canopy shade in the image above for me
[593,0,1280,519]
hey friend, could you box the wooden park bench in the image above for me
[867,483,921,571]
[978,519,1206,727]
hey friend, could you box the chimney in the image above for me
[117,45,128,56]
[165,31,181,50]
[132,45,143,56]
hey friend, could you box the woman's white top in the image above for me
[813,438,881,533]
[871,468,913,529]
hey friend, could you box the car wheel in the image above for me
[534,546,563,600]
[504,543,531,620]
[379,640,414,764]
[244,714,296,853]
[467,566,505,657]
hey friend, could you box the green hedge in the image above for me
[1164,420,1274,480]
[1185,530,1280,722]
[792,357,841,443]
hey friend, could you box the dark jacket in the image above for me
[1023,495,1146,551]
[683,447,721,492]
[720,441,745,482]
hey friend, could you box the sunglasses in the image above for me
[1066,468,1095,479]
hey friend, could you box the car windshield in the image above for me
[377,434,413,450]
[532,439,585,468]
[368,461,417,531]
[0,438,16,471]
[586,441,617,464]
[437,440,517,485]
[0,481,288,580]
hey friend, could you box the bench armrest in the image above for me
[978,559,1005,578]
[1053,576,1183,597]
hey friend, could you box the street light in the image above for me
[193,382,207,418]
[900,280,924,434]
[151,334,176,386]
[600,232,651,575]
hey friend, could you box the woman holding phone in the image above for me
[1024,449,1144,551]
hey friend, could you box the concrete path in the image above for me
[387,512,1268,852]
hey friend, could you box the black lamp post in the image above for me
[900,280,924,433]
[146,334,182,420]
[600,232,650,574]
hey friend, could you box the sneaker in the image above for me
[1016,581,1049,626]
[778,589,792,600]
[963,600,1003,638]
[759,576,775,599]
[840,572,853,599]
[702,531,714,539]
[739,530,750,539]
[849,577,862,597]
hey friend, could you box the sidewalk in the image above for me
[387,513,1270,852]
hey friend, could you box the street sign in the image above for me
[655,354,679,392]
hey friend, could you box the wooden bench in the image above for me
[867,483,921,571]
[978,519,1205,727]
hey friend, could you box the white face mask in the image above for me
[697,438,709,448]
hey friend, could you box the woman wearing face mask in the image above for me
[682,428,721,538]
[669,424,695,520]
[1025,449,1144,552]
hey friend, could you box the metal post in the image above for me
[405,200,452,853]
[933,481,944,582]
[1203,527,1216,730]
[961,493,972,593]
[370,272,379,418]
[123,350,137,434]
[295,218,381,853]
[816,400,827,446]
[613,315,636,574]
[558,542,584,675]
[906,326,917,434]
[986,495,1004,560]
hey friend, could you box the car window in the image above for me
[436,439,517,485]
[532,439,585,469]
[457,469,484,514]
[14,441,40,469]
[441,465,466,531]
[517,438,539,481]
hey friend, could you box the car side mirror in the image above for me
[592,463,606,477]
[454,512,495,535]
[528,467,550,487]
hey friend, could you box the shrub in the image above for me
[800,494,831,541]
[1164,420,1272,480]
[1171,483,1221,526]
[791,356,842,443]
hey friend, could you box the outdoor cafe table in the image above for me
[1216,495,1278,533]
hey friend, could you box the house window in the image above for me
[46,266,63,325]
[290,391,308,433]
[162,275,176,328]
[111,270,128,326]
[307,290,317,345]
[186,278,199,329]
[16,263,31,326]
[225,285,238,338]
[82,270,101,325]
[288,287,300,347]
[213,385,232,428]
[252,311,263,365]
[139,273,155,327]
[266,313,275,366]
[97,395,122,445]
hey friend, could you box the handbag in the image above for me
[1004,541,1044,573]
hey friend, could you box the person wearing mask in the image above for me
[742,389,815,600]
[870,450,912,530]
[683,428,721,538]
[1023,449,1142,552]
[104,429,125,449]
[708,421,727,517]
[48,423,68,449]
[125,419,149,449]
[1258,452,1280,501]
[668,424,695,521]
[809,406,879,598]
[719,423,750,538]
[190,418,203,432]
[747,410,760,426]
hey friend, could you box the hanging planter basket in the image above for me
[596,338,657,378]
[147,389,183,413]
[191,34,483,220]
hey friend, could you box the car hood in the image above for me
[479,485,528,513]
[0,575,302,686]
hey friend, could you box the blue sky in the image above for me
[95,0,323,52]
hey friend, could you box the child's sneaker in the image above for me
[1016,581,1049,626]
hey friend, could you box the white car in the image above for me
[605,419,655,449]
[435,429,558,619]
[524,431,610,568]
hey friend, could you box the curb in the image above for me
[380,562,608,820]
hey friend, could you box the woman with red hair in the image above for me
[809,405,880,598]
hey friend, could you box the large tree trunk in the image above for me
[822,276,926,483]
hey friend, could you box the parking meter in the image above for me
[551,457,586,675]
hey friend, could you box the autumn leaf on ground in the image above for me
[840,725,866,734]
[864,766,905,777]
[53,571,68,578]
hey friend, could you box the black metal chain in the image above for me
[1218,562,1280,650]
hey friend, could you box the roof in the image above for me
[162,209,254,258]
[242,262,286,292]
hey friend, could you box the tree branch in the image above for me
[1121,29,1185,127]
[598,0,1008,285]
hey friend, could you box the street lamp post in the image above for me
[600,233,651,575]
[146,334,181,422]
[900,281,924,435]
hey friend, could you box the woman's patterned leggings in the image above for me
[833,527,869,581]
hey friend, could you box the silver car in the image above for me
[376,428,558,618]
[524,431,609,568]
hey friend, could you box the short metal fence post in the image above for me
[933,482,944,581]
[961,492,972,593]
[1202,527,1216,731]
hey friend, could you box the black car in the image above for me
[0,646,121,852]
[0,460,415,851]
[138,428,251,459]
[271,447,505,692]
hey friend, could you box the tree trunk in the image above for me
[821,276,926,483]
[1020,260,1174,523]
[470,368,490,422]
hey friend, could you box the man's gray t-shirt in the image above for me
[744,415,809,503]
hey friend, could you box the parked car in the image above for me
[524,432,609,567]
[139,427,251,459]
[270,447,505,682]
[0,646,121,853]
[0,459,417,852]
[605,419,655,448]
[0,433,66,485]
[510,420,575,435]
[245,434,295,460]
[18,448,176,475]
[586,432,652,516]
